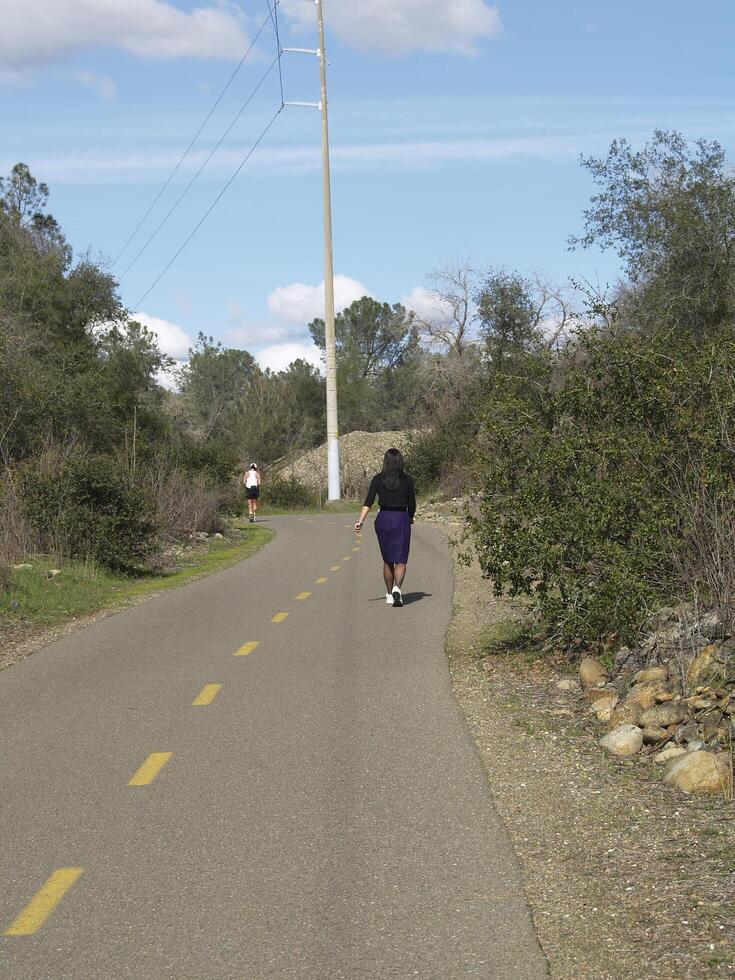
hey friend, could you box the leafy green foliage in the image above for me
[22,454,157,570]
[476,268,545,367]
[572,130,735,335]
[261,475,318,511]
[309,296,421,431]
[469,325,735,647]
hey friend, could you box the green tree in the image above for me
[309,296,418,378]
[309,296,420,430]
[280,359,325,440]
[571,130,735,336]
[476,269,545,369]
[178,334,256,442]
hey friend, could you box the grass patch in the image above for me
[476,617,540,662]
[0,524,271,634]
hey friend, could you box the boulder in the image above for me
[579,657,610,688]
[610,700,644,729]
[13,563,32,571]
[687,695,717,710]
[583,684,614,703]
[626,685,659,709]
[634,666,669,685]
[599,725,643,756]
[686,740,706,752]
[662,750,733,796]
[642,725,668,745]
[717,721,734,743]
[640,702,690,728]
[675,721,700,744]
[45,568,61,579]
[591,694,618,722]
[653,745,687,764]
[555,678,580,692]
[701,713,723,740]
[638,681,675,704]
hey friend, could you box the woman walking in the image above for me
[244,462,261,522]
[354,448,416,607]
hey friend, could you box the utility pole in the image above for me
[316,0,341,500]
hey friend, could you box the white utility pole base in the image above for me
[317,0,341,500]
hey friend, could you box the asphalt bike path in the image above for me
[0,514,547,978]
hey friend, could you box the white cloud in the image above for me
[267,275,370,324]
[72,71,117,102]
[133,311,193,360]
[10,135,583,184]
[281,0,502,56]
[0,0,249,72]
[225,302,296,346]
[256,342,323,373]
[226,324,293,346]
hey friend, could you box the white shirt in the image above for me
[245,469,259,488]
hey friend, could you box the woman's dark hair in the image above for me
[381,448,405,490]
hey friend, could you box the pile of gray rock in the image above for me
[273,430,415,499]
[558,609,734,797]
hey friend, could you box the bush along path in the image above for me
[417,499,735,979]
[0,523,271,672]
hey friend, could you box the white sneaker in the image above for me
[385,592,393,604]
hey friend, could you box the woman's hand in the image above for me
[354,521,362,534]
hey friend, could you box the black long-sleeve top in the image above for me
[364,473,416,518]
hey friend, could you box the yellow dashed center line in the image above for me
[315,577,327,584]
[4,868,84,936]
[330,565,340,572]
[192,683,222,706]
[272,611,289,623]
[234,641,259,656]
[128,752,172,786]
[352,547,360,552]
[342,556,351,561]
[295,592,311,600]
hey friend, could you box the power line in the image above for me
[265,0,285,108]
[112,10,274,268]
[132,104,284,311]
[119,54,280,280]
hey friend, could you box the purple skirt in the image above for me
[374,510,411,564]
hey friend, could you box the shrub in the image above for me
[173,439,239,487]
[670,471,735,637]
[405,423,474,497]
[0,469,38,562]
[261,475,317,510]
[468,326,735,648]
[22,453,157,570]
[142,464,225,540]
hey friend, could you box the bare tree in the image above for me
[415,257,478,358]
[529,272,577,350]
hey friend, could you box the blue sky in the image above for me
[3,0,735,370]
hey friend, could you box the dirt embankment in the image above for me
[435,508,735,979]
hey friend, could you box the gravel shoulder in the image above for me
[444,527,735,979]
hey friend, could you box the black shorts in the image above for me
[246,486,260,500]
